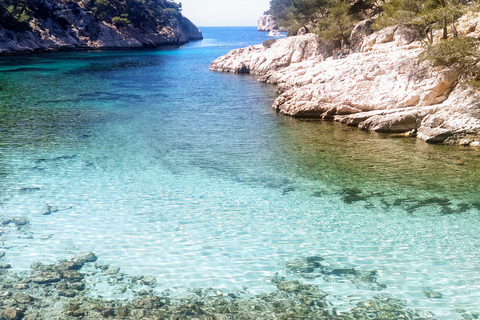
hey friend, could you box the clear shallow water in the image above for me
[1,27,479,318]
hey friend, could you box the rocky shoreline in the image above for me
[0,1,202,56]
[210,16,480,146]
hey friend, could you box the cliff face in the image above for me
[210,19,480,146]
[0,0,202,55]
[258,15,279,32]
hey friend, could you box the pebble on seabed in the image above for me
[1,309,23,320]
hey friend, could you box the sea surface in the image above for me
[1,27,479,319]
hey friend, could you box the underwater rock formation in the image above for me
[0,251,447,320]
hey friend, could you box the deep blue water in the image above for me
[1,27,480,319]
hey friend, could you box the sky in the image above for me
[176,0,271,26]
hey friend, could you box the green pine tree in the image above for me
[316,0,356,46]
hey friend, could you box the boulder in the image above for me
[71,252,97,266]
[349,19,374,49]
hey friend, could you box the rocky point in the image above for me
[210,17,480,145]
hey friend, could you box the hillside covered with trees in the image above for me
[0,0,202,54]
[0,0,183,30]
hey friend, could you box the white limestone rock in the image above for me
[258,15,279,32]
[210,19,480,145]
[210,33,321,74]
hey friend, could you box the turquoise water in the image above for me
[1,27,480,318]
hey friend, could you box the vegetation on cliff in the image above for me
[268,0,480,86]
[268,0,379,39]
[0,0,183,31]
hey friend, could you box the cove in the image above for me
[0,27,479,319]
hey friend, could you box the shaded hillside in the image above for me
[0,0,203,55]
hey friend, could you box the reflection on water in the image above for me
[1,27,480,319]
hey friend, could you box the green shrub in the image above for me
[420,36,480,86]
[263,38,277,48]
[420,37,478,68]
[112,16,130,28]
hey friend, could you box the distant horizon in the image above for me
[177,0,270,27]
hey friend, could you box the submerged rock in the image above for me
[0,250,457,319]
[41,204,58,215]
[71,252,97,265]
[1,309,23,320]
[13,292,33,304]
[2,217,29,226]
[210,19,480,145]
[141,275,157,287]
[0,263,12,269]
[132,296,164,309]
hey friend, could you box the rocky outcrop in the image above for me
[210,33,326,74]
[0,1,202,55]
[258,15,279,32]
[210,20,480,145]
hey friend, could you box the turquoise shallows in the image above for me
[0,27,479,319]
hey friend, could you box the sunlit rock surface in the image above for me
[210,20,480,145]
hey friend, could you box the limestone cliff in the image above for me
[258,15,279,32]
[210,18,480,145]
[0,0,202,55]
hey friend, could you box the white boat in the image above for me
[268,30,282,37]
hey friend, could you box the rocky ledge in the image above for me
[0,1,202,56]
[210,16,480,145]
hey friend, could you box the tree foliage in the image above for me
[0,0,36,30]
[268,0,293,26]
[268,0,366,43]
[84,0,182,27]
[421,36,478,67]
[316,0,355,45]
[420,36,480,85]
[373,0,465,43]
[268,0,330,35]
